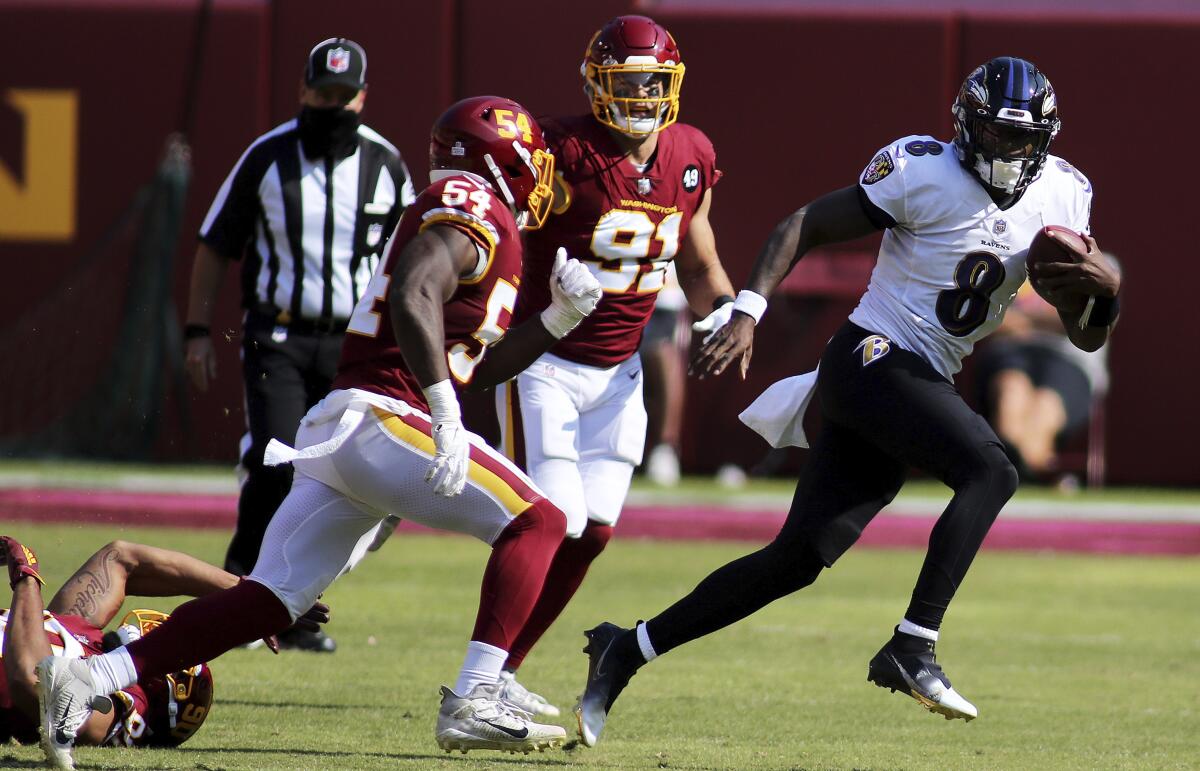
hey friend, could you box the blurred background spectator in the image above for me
[975,260,1116,486]
[639,265,688,487]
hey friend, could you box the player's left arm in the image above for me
[4,565,56,721]
[3,552,119,741]
[692,185,884,378]
[47,541,240,629]
[675,189,735,316]
[1030,233,1121,352]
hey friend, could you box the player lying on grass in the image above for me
[0,535,327,768]
[575,56,1120,746]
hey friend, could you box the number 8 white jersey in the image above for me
[851,135,1092,378]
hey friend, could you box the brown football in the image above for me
[1027,225,1087,305]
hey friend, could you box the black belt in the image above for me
[249,306,348,335]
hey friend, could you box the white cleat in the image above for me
[435,683,566,754]
[497,670,561,717]
[36,656,113,770]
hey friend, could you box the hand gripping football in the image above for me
[1027,225,1087,307]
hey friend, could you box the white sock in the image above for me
[454,640,507,695]
[87,647,138,693]
[636,622,658,663]
[898,618,939,642]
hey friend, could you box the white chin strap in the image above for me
[482,152,516,207]
[975,155,1024,194]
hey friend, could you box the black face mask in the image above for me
[297,106,361,160]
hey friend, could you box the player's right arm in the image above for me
[387,223,480,497]
[691,185,884,378]
[183,243,231,392]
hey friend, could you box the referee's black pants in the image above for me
[646,322,1018,655]
[226,312,343,576]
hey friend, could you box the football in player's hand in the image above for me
[1027,225,1087,308]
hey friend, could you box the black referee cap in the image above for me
[306,38,367,90]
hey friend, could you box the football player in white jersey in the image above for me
[574,57,1121,745]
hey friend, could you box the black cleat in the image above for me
[867,633,977,721]
[276,627,337,653]
[574,622,636,747]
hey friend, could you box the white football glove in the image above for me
[422,380,469,497]
[692,299,734,344]
[540,247,602,339]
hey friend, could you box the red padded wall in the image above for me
[656,11,957,474]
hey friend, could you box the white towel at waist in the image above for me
[263,388,422,466]
[738,367,819,449]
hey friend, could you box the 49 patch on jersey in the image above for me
[861,151,895,185]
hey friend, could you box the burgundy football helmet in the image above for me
[429,95,555,230]
[115,610,215,747]
[582,15,685,136]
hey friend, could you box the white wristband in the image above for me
[732,290,768,324]
[422,379,461,425]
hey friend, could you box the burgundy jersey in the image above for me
[0,611,155,746]
[514,115,721,367]
[335,173,524,409]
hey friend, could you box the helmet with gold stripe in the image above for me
[429,96,555,230]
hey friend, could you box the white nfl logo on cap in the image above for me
[327,47,351,73]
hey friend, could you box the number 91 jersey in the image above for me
[515,115,721,368]
[852,134,1092,378]
[335,172,523,410]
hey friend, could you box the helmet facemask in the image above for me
[584,60,684,136]
[956,112,1056,194]
[952,58,1061,197]
[483,141,555,231]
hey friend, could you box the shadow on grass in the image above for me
[220,698,392,711]
[175,746,569,765]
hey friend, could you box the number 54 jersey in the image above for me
[853,135,1092,379]
[335,172,523,409]
[515,115,721,367]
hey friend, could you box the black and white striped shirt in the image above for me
[199,119,416,326]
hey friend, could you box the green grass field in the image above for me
[1,523,1197,770]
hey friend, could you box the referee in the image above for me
[183,37,415,651]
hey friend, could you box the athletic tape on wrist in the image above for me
[732,290,768,324]
[540,305,582,339]
[422,379,461,425]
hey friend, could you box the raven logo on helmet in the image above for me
[952,56,1061,199]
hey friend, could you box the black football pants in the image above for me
[646,322,1017,654]
[226,313,343,576]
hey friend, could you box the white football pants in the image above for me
[496,352,646,538]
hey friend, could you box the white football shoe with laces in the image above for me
[36,656,113,770]
[435,683,565,754]
[497,670,561,717]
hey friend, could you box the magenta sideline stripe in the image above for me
[1,488,1196,556]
